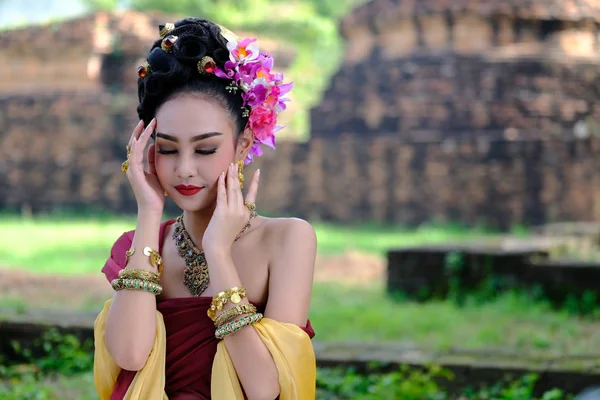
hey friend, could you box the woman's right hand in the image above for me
[125,119,165,214]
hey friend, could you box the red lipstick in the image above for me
[175,185,203,196]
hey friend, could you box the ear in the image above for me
[235,127,254,161]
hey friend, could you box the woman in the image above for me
[93,17,317,400]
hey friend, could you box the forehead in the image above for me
[155,95,234,138]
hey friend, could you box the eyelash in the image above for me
[157,149,217,155]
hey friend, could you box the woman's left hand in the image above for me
[203,162,260,255]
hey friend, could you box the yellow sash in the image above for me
[93,299,316,399]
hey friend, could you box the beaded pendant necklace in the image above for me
[173,213,256,296]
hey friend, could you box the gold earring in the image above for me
[236,160,244,189]
[164,191,168,197]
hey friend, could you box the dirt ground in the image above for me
[0,252,384,311]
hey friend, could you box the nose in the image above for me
[175,153,196,178]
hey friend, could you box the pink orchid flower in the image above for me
[214,60,239,80]
[227,38,259,64]
[241,84,269,108]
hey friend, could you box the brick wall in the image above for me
[1,9,599,228]
[320,1,600,142]
[311,54,600,141]
[254,136,600,228]
[1,91,598,228]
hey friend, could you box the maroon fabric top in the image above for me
[102,220,315,400]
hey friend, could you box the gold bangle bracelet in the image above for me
[118,268,160,284]
[215,312,263,340]
[214,303,257,327]
[111,278,163,295]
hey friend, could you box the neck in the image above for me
[181,203,216,250]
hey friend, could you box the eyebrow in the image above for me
[156,132,222,142]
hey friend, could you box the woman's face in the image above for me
[153,94,240,212]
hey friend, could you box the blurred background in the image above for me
[1,0,600,399]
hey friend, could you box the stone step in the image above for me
[387,237,600,305]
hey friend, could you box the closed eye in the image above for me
[157,149,217,155]
[196,149,217,155]
[157,149,176,155]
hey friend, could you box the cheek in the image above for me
[208,151,235,181]
[155,154,169,176]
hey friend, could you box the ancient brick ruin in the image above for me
[1,3,600,227]
[312,0,600,140]
[0,11,294,214]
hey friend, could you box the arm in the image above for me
[205,219,317,400]
[104,211,162,371]
[104,118,166,371]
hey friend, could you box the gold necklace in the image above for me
[173,213,256,296]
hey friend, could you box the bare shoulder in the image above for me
[261,217,317,250]
[261,217,317,323]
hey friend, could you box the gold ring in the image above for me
[244,201,256,216]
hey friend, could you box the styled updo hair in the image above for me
[137,18,249,139]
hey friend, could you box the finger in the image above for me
[138,118,156,149]
[244,169,260,204]
[217,171,227,207]
[227,163,237,207]
[132,120,144,141]
[132,119,155,166]
[147,143,157,175]
[128,120,143,149]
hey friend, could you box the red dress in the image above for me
[101,220,315,400]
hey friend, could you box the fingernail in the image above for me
[137,120,143,127]
[257,169,261,177]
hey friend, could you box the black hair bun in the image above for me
[136,18,248,136]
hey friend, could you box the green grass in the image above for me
[0,372,98,400]
[0,281,598,356]
[0,213,491,274]
[309,283,600,355]
[3,213,593,356]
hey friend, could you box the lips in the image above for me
[175,185,203,196]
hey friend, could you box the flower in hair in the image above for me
[215,38,293,164]
[229,38,260,64]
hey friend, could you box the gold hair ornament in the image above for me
[161,35,178,52]
[198,56,216,75]
[159,22,175,38]
[137,62,152,78]
[218,24,239,43]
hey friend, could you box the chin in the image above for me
[172,192,216,212]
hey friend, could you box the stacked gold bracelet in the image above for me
[214,303,257,328]
[111,267,163,295]
[207,286,247,320]
[208,286,262,339]
[215,313,263,340]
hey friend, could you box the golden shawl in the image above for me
[93,299,316,399]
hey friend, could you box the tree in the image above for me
[79,0,368,136]
[83,0,121,11]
